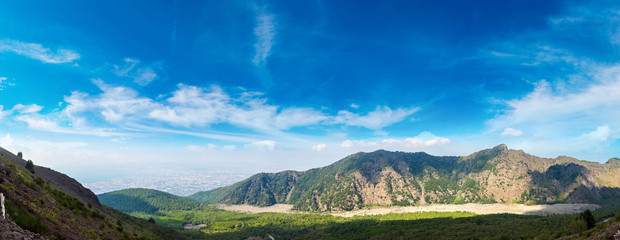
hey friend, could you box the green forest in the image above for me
[99,188,620,240]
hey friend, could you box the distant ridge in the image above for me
[98,188,201,214]
[188,144,620,211]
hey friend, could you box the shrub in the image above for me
[34,176,45,186]
[569,219,587,234]
[25,160,35,173]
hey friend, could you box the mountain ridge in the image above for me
[188,144,620,211]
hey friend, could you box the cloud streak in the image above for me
[0,39,79,63]
[113,58,159,85]
[333,106,420,130]
[340,132,450,149]
[252,11,276,66]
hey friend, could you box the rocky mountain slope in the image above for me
[0,146,188,240]
[188,145,620,211]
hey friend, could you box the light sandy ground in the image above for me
[183,223,207,230]
[217,203,600,217]
[217,204,298,214]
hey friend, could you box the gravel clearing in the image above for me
[217,203,600,217]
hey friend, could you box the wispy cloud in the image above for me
[186,144,216,152]
[252,11,276,66]
[501,128,522,137]
[245,140,277,151]
[333,106,420,130]
[0,39,79,63]
[481,3,620,160]
[312,143,326,151]
[6,80,419,145]
[0,105,8,120]
[113,58,159,85]
[0,77,15,90]
[15,114,120,137]
[340,131,450,149]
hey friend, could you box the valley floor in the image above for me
[217,203,600,217]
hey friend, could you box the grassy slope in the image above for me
[98,188,201,214]
[0,149,188,240]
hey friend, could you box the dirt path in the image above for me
[217,203,600,217]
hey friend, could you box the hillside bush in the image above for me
[25,160,34,173]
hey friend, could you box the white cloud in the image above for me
[340,132,449,149]
[186,144,216,152]
[149,84,228,126]
[0,39,79,63]
[12,104,43,113]
[0,105,8,120]
[0,133,15,147]
[113,58,159,85]
[481,4,620,160]
[252,11,276,66]
[134,68,157,85]
[350,103,359,109]
[148,84,328,132]
[15,114,118,137]
[0,77,14,90]
[578,126,612,144]
[65,79,159,124]
[222,145,236,151]
[246,140,277,151]
[11,80,418,142]
[489,73,620,131]
[501,128,523,137]
[312,143,326,151]
[333,106,420,130]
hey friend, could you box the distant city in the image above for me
[84,170,255,196]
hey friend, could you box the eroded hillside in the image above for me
[189,145,620,211]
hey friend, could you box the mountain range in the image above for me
[187,144,620,211]
[2,144,620,239]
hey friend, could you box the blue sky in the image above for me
[1,0,619,185]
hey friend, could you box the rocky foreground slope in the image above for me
[189,145,620,211]
[0,146,187,240]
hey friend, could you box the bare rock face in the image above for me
[0,218,48,240]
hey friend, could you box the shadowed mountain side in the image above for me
[98,194,158,214]
[189,145,620,211]
[98,188,202,214]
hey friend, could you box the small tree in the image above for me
[25,160,35,174]
[147,218,156,224]
[580,209,595,229]
[17,152,22,159]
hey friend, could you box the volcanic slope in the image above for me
[188,144,620,211]
[0,146,188,240]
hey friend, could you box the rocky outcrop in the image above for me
[0,218,48,240]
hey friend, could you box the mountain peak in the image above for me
[606,157,620,165]
[493,144,508,151]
